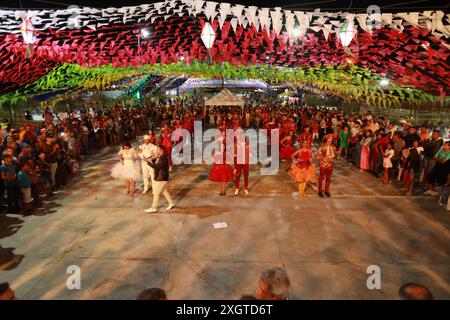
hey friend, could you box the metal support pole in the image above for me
[138,36,141,61]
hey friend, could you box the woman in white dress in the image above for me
[382,142,395,185]
[111,142,141,195]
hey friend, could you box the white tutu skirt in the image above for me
[111,161,141,181]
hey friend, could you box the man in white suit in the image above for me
[138,135,157,194]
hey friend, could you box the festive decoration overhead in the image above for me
[339,17,356,47]
[19,17,36,58]
[0,0,449,104]
[1,62,448,108]
[201,22,215,49]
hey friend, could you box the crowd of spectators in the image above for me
[327,111,450,204]
[2,101,448,213]
[0,105,150,214]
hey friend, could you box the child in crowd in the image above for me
[36,152,53,197]
[17,162,32,213]
[382,143,394,185]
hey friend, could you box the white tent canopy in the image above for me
[204,89,245,107]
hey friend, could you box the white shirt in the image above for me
[139,143,157,160]
[370,122,379,132]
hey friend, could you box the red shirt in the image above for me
[234,140,250,166]
[297,132,313,147]
[312,123,319,133]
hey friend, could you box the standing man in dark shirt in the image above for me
[404,127,420,148]
[422,130,443,183]
[1,154,19,213]
[36,152,53,197]
[405,140,423,196]
[40,136,58,188]
[144,146,175,213]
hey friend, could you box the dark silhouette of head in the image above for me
[136,287,167,300]
[399,283,433,300]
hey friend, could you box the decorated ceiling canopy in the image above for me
[0,0,449,105]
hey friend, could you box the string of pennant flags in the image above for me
[0,0,449,105]
[2,0,449,37]
[1,62,448,108]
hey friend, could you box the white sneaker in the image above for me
[144,208,157,213]
[234,189,239,195]
[423,190,433,195]
[166,203,175,211]
[142,189,149,195]
[244,189,249,195]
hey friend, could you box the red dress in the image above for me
[231,117,241,130]
[209,151,234,182]
[372,136,390,167]
[282,120,298,137]
[297,132,313,148]
[148,134,157,145]
[279,136,296,160]
[289,150,316,183]
[173,121,184,144]
[159,129,173,165]
[182,119,191,132]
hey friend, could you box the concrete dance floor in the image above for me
[1,144,450,299]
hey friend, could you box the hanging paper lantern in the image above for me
[201,22,215,49]
[20,17,36,58]
[339,18,356,47]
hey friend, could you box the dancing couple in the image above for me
[288,134,337,197]
[209,128,251,196]
[111,135,175,213]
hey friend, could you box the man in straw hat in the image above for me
[137,135,158,194]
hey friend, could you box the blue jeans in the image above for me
[437,186,450,204]
[40,172,53,186]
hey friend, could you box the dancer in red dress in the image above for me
[159,123,173,170]
[234,131,250,196]
[297,126,313,148]
[311,120,320,144]
[147,129,157,145]
[209,143,234,196]
[289,141,317,197]
[279,130,297,170]
[264,118,277,145]
[182,115,191,134]
[281,116,298,137]
[231,113,242,130]
[173,119,182,131]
